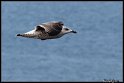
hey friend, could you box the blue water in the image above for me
[2,1,123,81]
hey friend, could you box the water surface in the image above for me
[2,1,123,81]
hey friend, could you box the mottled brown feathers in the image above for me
[39,21,64,36]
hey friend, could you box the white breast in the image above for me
[23,29,64,40]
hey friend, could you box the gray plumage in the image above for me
[17,21,77,40]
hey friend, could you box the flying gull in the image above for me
[17,21,77,40]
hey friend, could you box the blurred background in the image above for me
[2,1,123,81]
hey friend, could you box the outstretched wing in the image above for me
[41,21,64,36]
[35,25,45,32]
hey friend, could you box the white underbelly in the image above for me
[23,30,63,40]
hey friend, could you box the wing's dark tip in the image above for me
[36,26,45,31]
[17,34,21,36]
[58,21,64,26]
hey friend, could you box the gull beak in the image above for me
[71,30,77,33]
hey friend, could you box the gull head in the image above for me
[62,26,77,34]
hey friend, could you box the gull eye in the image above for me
[65,28,69,30]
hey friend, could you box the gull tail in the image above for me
[16,33,35,38]
[17,34,22,36]
[16,34,26,37]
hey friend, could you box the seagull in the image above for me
[17,21,77,40]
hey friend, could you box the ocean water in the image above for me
[2,1,123,81]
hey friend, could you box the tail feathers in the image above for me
[16,33,36,38]
[17,34,22,36]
